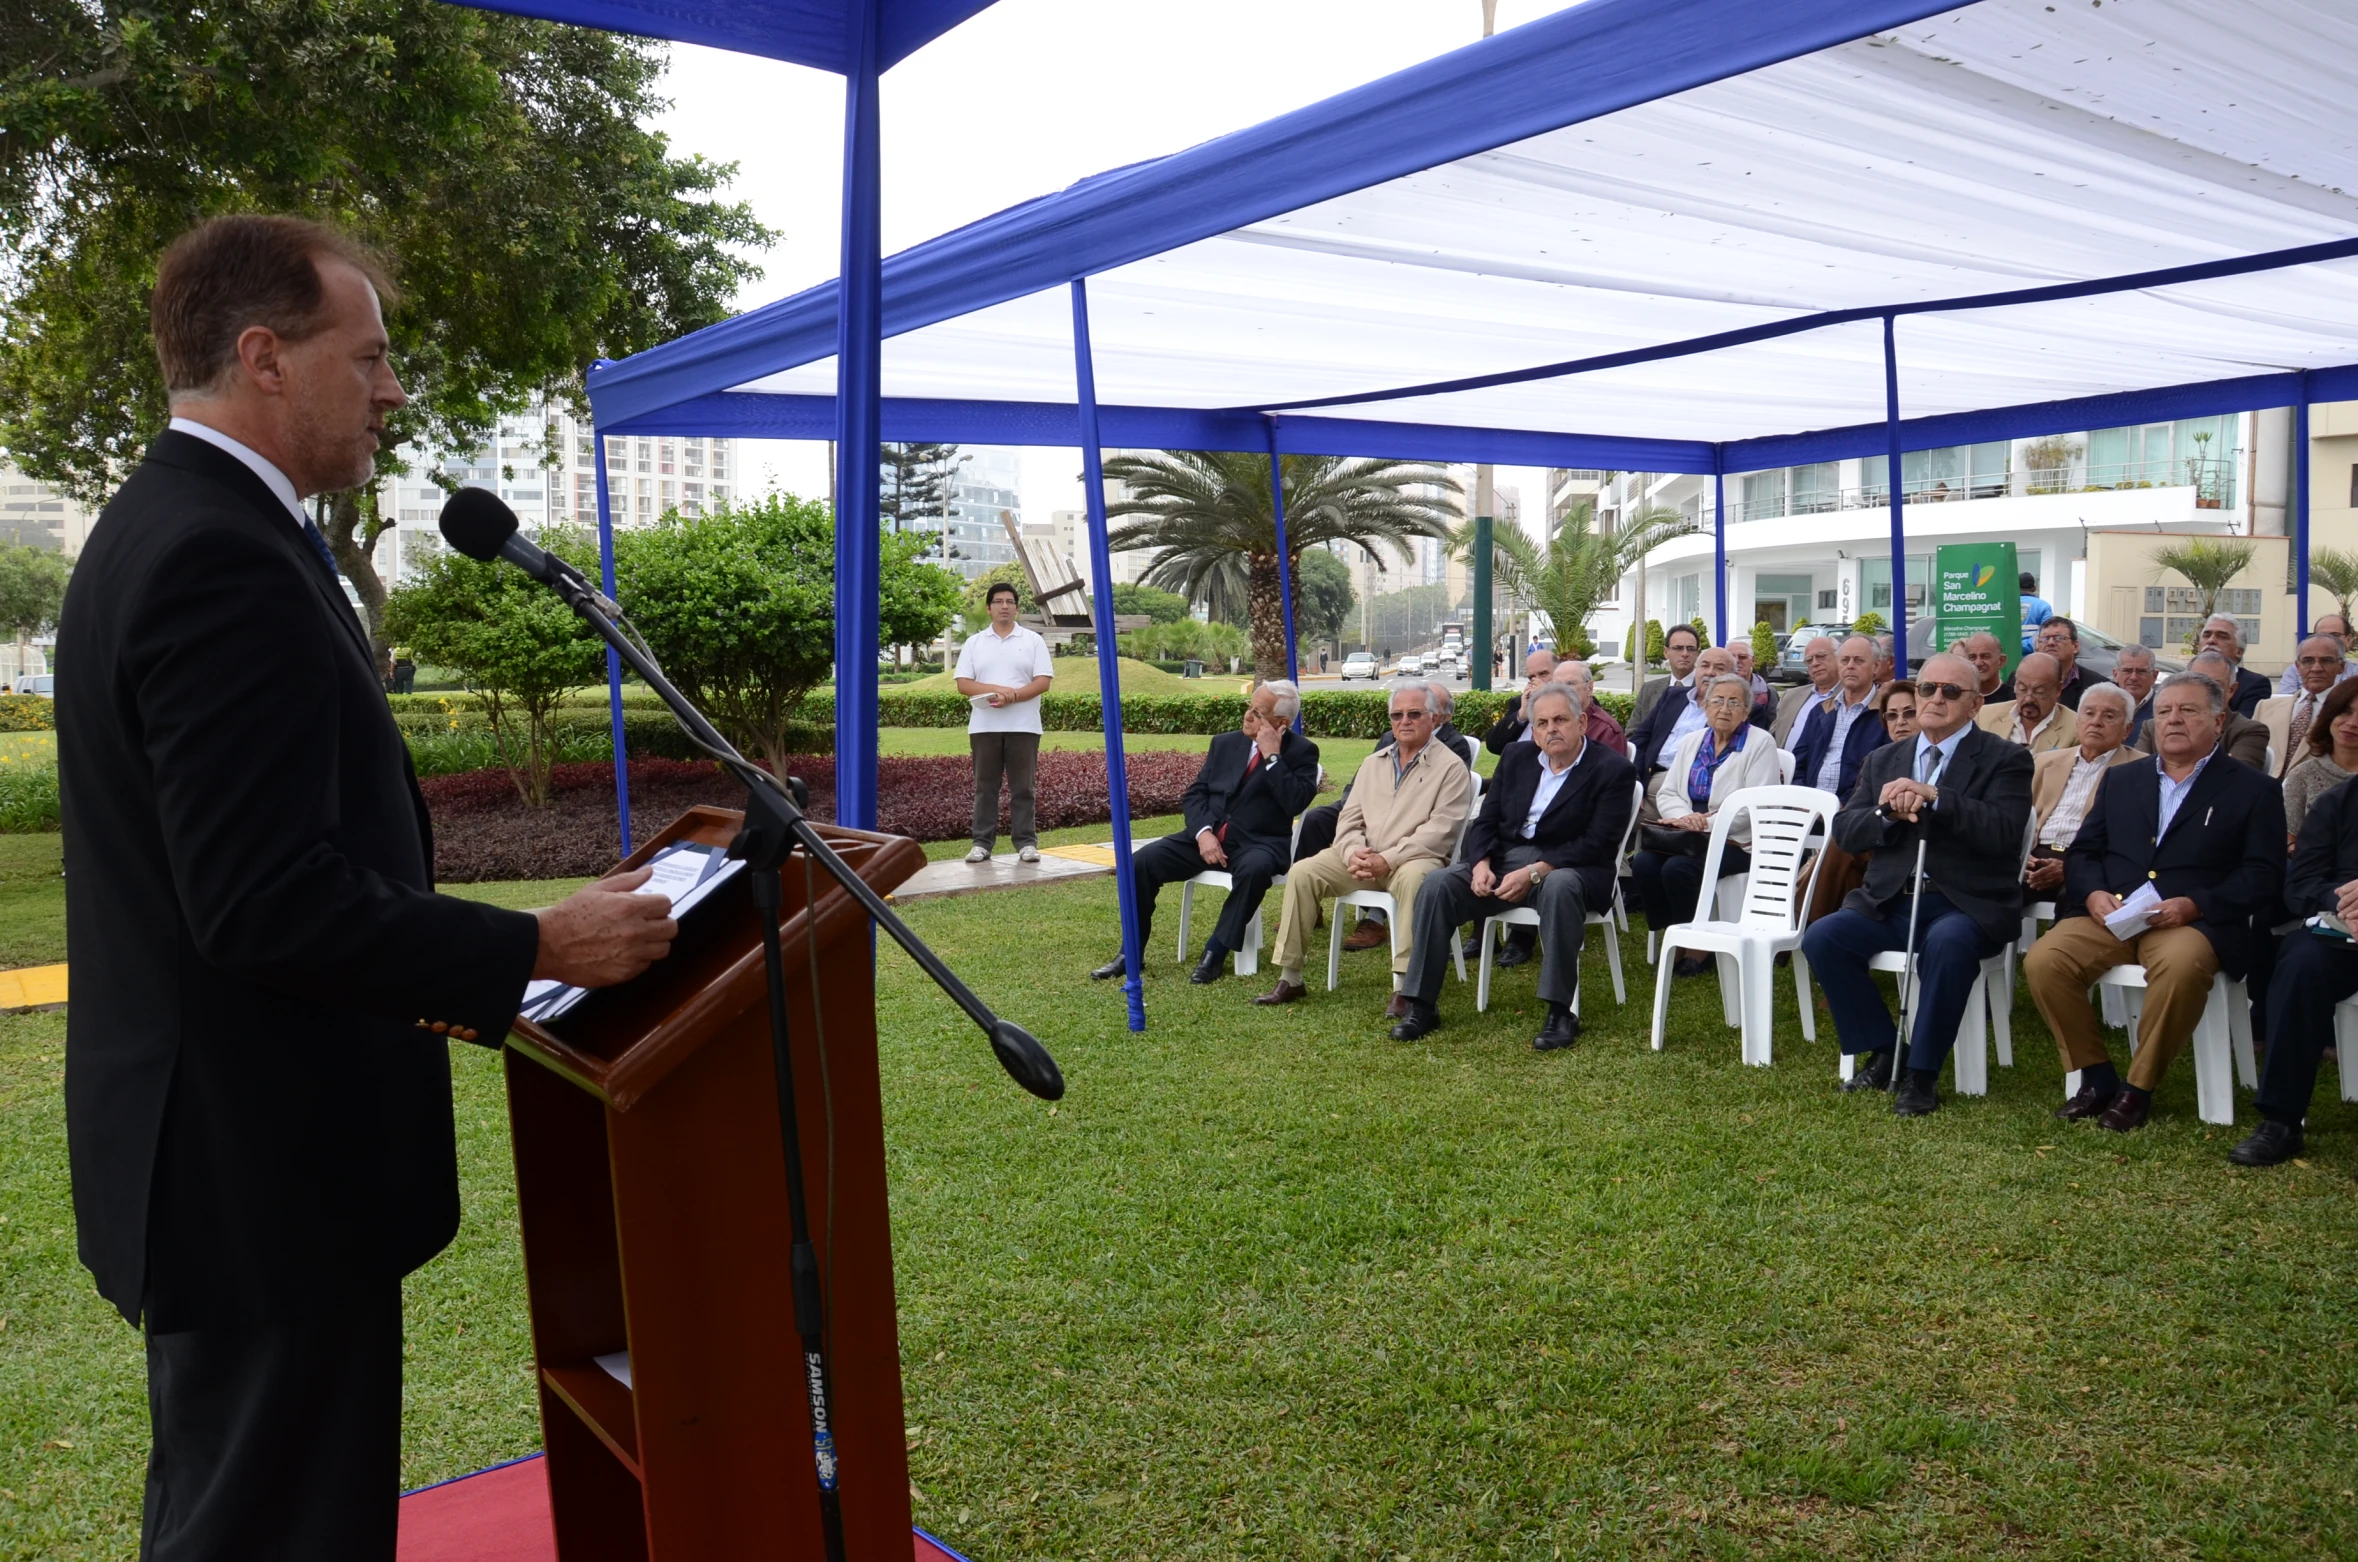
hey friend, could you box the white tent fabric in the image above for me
[693,0,2358,448]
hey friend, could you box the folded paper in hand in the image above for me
[2102,881,2163,941]
[518,843,743,1025]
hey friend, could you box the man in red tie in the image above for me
[2259,634,2349,777]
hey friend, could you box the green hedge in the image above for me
[0,696,56,732]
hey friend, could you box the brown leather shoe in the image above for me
[2096,1089,2152,1133]
[1252,979,1308,1006]
[1385,993,1412,1020]
[2054,1081,2119,1121]
[1342,919,1391,952]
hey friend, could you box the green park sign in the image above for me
[1934,541,2021,676]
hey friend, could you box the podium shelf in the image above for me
[542,1363,642,1479]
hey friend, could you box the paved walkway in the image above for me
[0,963,68,1011]
[893,845,1116,902]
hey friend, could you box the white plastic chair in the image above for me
[1648,785,1838,1064]
[1776,749,1797,784]
[1164,816,1303,978]
[2324,998,2358,1106]
[1476,778,1643,1015]
[1327,769,1481,991]
[2074,968,2255,1125]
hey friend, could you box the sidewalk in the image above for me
[892,846,1116,902]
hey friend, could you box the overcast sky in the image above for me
[646,0,1578,523]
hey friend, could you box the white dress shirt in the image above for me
[168,417,308,529]
[2156,750,2215,841]
[2039,750,2115,848]
[1520,741,1587,838]
[954,622,1056,735]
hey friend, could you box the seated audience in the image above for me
[1773,636,1839,744]
[1255,685,1474,1014]
[2197,614,2272,718]
[1632,624,1703,727]
[1872,634,1896,687]
[2259,633,2350,778]
[2113,643,2160,748]
[1728,640,1774,718]
[1632,673,1783,977]
[1391,685,1636,1051]
[2279,677,2358,844]
[1091,681,1319,984]
[1957,630,2014,705]
[2230,750,2358,1166]
[2024,684,2139,898]
[2033,616,2111,711]
[1801,679,1920,925]
[1976,653,2080,754]
[2025,673,2285,1130]
[2146,651,2271,769]
[1875,679,1920,744]
[1304,680,1474,951]
[1555,658,1629,756]
[2274,612,2358,696]
[1483,648,1559,754]
[1788,634,1887,800]
[1630,645,1752,781]
[1799,654,2033,1116]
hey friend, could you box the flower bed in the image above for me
[421,749,1205,882]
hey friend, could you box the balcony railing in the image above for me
[1726,456,2239,524]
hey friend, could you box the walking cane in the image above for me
[1890,832,1930,1093]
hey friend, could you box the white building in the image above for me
[901,446,1021,581]
[0,461,99,555]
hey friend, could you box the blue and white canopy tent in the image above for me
[458,0,2358,1030]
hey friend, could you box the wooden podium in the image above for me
[501,805,927,1560]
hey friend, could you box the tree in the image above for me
[1451,500,1694,667]
[880,442,964,534]
[0,545,71,677]
[2151,538,2258,628]
[1646,619,1666,666]
[1109,582,1190,624]
[1750,621,1778,670]
[616,494,960,764]
[963,563,1035,622]
[1291,548,1357,647]
[0,2,772,660]
[2308,547,2358,631]
[383,534,606,805]
[1851,610,1886,636]
[1103,451,1459,677]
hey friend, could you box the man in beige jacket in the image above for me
[1255,684,1475,1016]
[1974,651,2080,754]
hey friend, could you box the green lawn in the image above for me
[5,864,2356,1557]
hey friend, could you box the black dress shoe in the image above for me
[1090,957,1127,981]
[1495,939,1535,969]
[2054,1081,2119,1121]
[1390,1001,1442,1041]
[2097,1089,2152,1133]
[1892,1072,1941,1117]
[1842,1051,1893,1093]
[1189,945,1227,984]
[1533,1004,1580,1052]
[1460,933,1485,962]
[2228,1119,2304,1166]
[1672,953,1713,979]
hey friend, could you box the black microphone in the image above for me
[438,488,621,616]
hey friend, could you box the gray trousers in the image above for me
[1404,847,1591,1008]
[970,731,1042,848]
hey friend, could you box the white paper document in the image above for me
[2102,881,2163,941]
[518,843,743,1026]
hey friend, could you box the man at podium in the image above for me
[57,215,679,1561]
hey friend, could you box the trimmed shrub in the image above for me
[0,696,56,732]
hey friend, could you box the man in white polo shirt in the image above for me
[953,581,1056,863]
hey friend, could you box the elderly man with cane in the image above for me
[1799,653,2034,1116]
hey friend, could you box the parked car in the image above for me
[1340,651,1379,681]
[13,675,52,698]
[1903,615,2180,683]
[1772,622,1851,683]
[1396,654,1424,677]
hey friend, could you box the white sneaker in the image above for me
[1017,845,1041,863]
[964,845,992,864]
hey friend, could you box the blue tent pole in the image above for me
[832,0,884,829]
[2297,376,2313,638]
[1265,419,1301,706]
[593,426,631,857]
[1882,314,1910,679]
[1712,456,1728,647]
[1070,280,1147,1031]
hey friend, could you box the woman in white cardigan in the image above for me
[1630,673,1785,976]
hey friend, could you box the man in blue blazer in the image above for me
[1392,685,1637,1051]
[1786,633,1887,800]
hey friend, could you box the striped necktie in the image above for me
[2285,692,2318,775]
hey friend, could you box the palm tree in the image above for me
[2308,546,2358,630]
[1452,499,1695,658]
[2150,537,2257,627]
[1102,451,1461,676]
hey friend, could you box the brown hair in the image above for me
[1875,679,1917,721]
[150,215,396,394]
[2306,676,2358,760]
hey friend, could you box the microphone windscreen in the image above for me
[439,487,520,562]
[989,1019,1065,1101]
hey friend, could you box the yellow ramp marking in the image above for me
[0,963,68,1010]
[1041,843,1121,867]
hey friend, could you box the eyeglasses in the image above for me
[1702,696,1749,709]
[1917,682,1972,702]
[1388,710,1431,721]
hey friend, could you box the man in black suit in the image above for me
[1799,653,2034,1115]
[1391,684,1637,1051]
[1628,645,1766,782]
[2198,614,2271,718]
[60,216,677,1561]
[1786,633,1887,800]
[1481,647,1558,753]
[2026,672,2285,1130]
[2231,770,2358,1166]
[1631,623,1703,727]
[1092,680,1319,983]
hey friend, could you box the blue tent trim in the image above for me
[448,0,999,73]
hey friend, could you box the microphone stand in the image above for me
[531,561,1063,1562]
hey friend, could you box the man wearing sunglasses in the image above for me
[1800,653,2034,1116]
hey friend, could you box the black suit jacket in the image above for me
[1483,695,1531,755]
[2060,746,2286,979]
[2229,664,2270,720]
[1462,738,1638,907]
[2287,771,2358,917]
[1831,725,2035,945]
[1181,726,1320,857]
[1628,684,1769,774]
[61,432,540,1329]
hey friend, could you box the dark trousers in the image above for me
[2258,931,2358,1123]
[970,731,1041,848]
[1294,800,1342,862]
[1629,843,1749,932]
[1800,891,2002,1072]
[1132,829,1285,952]
[1405,851,1592,1009]
[142,1284,403,1561]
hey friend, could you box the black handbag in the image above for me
[1639,821,1711,857]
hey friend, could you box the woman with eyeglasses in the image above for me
[2282,676,2358,844]
[1876,679,1920,744]
[1631,673,1783,976]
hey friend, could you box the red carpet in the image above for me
[398,1455,970,1561]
